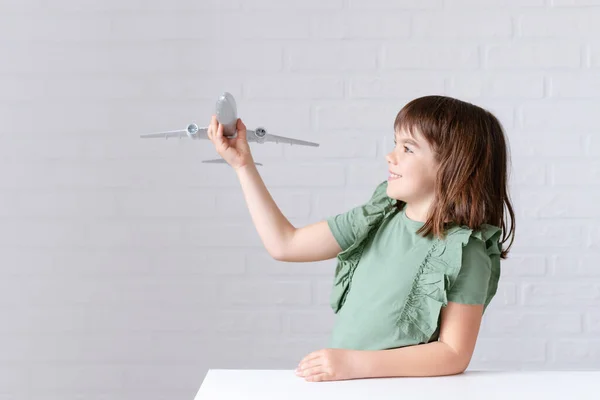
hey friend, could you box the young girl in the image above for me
[206,95,515,383]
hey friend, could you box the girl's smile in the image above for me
[388,171,402,181]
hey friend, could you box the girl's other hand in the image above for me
[295,348,362,382]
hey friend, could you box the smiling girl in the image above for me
[207,95,515,383]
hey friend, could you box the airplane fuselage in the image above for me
[215,92,238,138]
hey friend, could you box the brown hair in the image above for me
[393,95,515,259]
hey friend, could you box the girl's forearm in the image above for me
[235,163,295,258]
[356,341,468,378]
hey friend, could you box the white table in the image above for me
[195,369,600,399]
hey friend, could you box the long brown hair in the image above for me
[394,95,515,259]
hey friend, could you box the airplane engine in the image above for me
[186,123,199,139]
[254,126,267,143]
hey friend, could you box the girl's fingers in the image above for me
[299,358,322,371]
[217,123,232,154]
[209,115,217,141]
[208,117,213,140]
[299,352,321,365]
[306,373,328,382]
[237,118,247,140]
[298,365,322,377]
[216,123,227,147]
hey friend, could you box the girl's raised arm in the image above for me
[236,163,342,262]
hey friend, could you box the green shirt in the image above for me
[326,180,502,351]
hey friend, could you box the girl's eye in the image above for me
[394,140,412,153]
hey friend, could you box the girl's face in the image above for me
[385,127,439,212]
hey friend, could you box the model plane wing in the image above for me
[267,133,318,147]
[246,130,319,147]
[140,127,209,140]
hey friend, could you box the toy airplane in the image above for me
[140,92,320,165]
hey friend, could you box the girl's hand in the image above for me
[206,115,255,171]
[295,348,362,382]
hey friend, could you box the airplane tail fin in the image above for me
[202,158,263,166]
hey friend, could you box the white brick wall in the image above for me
[0,0,598,398]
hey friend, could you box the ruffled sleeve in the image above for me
[472,224,503,312]
[395,224,503,344]
[327,180,396,251]
[328,180,397,313]
[446,225,502,306]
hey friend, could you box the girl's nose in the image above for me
[386,151,396,165]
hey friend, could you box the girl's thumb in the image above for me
[236,118,247,140]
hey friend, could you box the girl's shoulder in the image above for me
[443,222,503,258]
[369,179,503,253]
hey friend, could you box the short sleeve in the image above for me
[327,206,360,252]
[326,180,391,252]
[446,235,492,305]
